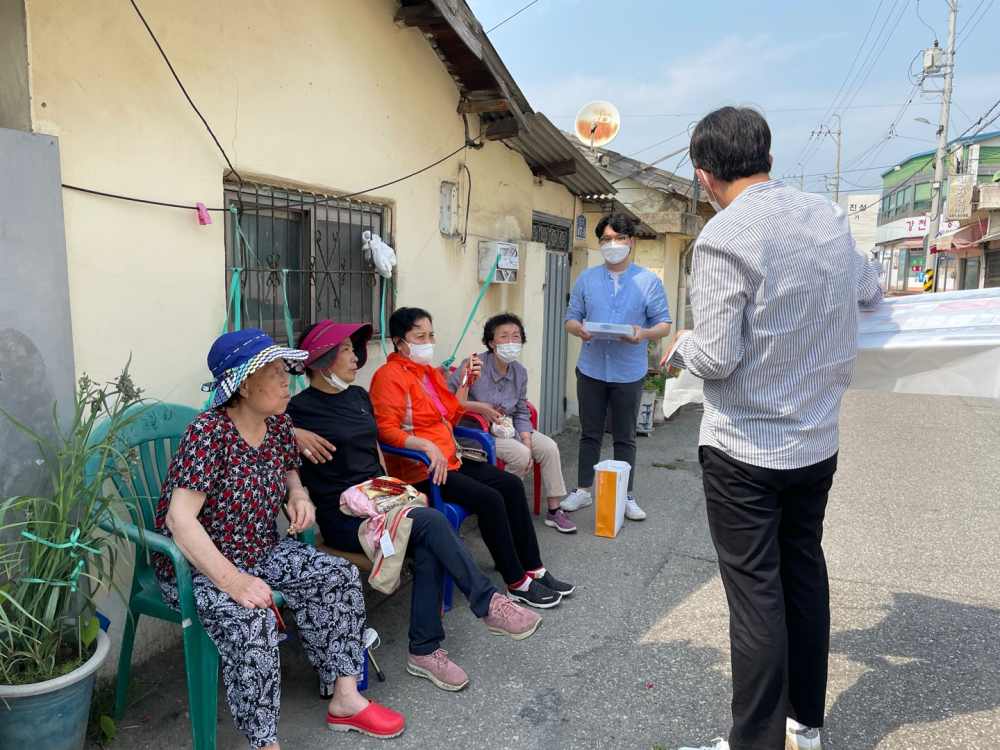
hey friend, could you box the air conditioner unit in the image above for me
[478,241,519,283]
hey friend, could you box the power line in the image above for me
[486,0,540,33]
[129,0,243,192]
[956,0,995,49]
[548,101,942,120]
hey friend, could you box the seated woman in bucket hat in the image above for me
[153,328,404,747]
[288,320,541,693]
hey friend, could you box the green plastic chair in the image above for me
[87,402,314,750]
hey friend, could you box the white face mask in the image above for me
[494,343,522,363]
[698,169,723,213]
[601,241,631,265]
[406,342,435,366]
[321,370,351,392]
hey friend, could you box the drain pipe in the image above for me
[676,172,701,330]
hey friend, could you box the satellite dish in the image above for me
[575,101,620,149]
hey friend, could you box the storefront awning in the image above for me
[930,219,988,253]
[881,237,926,250]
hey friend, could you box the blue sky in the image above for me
[467,0,999,197]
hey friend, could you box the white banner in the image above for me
[663,288,1000,417]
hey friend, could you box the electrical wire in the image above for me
[62,136,485,214]
[625,129,689,158]
[914,0,939,40]
[485,0,539,33]
[459,162,472,245]
[129,0,244,193]
[957,0,995,49]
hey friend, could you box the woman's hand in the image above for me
[424,442,449,486]
[286,490,316,532]
[295,427,336,464]
[480,405,503,424]
[520,432,533,475]
[458,355,483,388]
[224,572,273,610]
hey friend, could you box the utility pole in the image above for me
[832,113,842,203]
[816,115,842,201]
[924,0,958,294]
[797,162,804,191]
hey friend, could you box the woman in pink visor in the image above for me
[286,320,541,694]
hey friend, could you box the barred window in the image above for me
[223,183,394,345]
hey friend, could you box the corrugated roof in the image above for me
[396,0,614,198]
[880,130,1000,178]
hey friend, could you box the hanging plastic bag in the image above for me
[363,230,396,279]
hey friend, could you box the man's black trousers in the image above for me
[699,446,838,750]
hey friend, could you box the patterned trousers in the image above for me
[159,536,365,749]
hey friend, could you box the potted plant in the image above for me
[0,366,147,750]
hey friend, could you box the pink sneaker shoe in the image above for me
[482,592,542,640]
[406,649,469,691]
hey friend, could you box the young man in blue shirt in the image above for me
[562,213,672,521]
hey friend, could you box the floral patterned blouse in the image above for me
[153,409,301,582]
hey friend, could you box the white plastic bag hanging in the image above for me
[362,230,396,279]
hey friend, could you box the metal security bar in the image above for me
[224,183,394,345]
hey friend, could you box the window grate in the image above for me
[224,183,394,345]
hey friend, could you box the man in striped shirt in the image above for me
[673,107,883,750]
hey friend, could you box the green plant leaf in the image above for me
[81,615,100,648]
[100,714,117,741]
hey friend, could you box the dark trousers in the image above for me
[576,368,644,491]
[317,506,497,657]
[406,507,497,655]
[699,446,837,750]
[416,460,543,587]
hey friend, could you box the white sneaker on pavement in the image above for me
[559,488,592,512]
[678,739,729,750]
[786,718,822,749]
[624,495,646,521]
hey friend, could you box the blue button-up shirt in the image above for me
[566,262,672,383]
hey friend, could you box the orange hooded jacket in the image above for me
[369,353,466,485]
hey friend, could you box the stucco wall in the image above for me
[24,0,574,406]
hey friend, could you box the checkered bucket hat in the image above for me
[202,328,308,408]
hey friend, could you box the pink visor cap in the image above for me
[300,321,374,370]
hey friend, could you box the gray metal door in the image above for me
[540,251,570,435]
[534,213,572,435]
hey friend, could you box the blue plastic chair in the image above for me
[379,426,495,612]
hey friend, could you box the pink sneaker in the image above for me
[406,649,469,691]
[482,592,542,640]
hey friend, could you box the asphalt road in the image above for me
[102,390,1000,750]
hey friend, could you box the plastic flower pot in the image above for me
[0,629,111,750]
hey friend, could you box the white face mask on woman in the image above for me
[407,342,435,366]
[494,343,522,363]
[321,370,351,392]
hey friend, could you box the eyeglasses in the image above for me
[598,234,631,246]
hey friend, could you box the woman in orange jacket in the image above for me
[369,307,574,610]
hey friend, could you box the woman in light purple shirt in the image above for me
[447,314,576,534]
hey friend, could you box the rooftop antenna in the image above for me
[575,100,620,151]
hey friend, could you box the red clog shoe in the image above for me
[327,700,405,738]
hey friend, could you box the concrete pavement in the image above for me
[101,391,1000,749]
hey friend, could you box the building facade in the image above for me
[874,131,1000,293]
[0,0,622,672]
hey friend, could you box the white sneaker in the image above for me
[786,718,821,749]
[624,495,646,521]
[678,739,729,750]
[560,488,592,512]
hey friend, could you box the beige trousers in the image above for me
[494,430,567,498]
